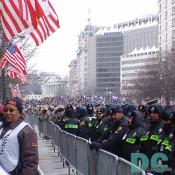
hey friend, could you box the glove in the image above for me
[89,142,101,151]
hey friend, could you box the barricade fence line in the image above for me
[26,114,146,175]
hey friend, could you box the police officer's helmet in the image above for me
[148,104,163,116]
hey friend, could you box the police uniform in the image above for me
[159,107,175,174]
[91,108,110,141]
[140,104,164,161]
[63,105,80,136]
[89,106,129,156]
[122,110,144,161]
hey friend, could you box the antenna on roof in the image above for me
[88,8,92,36]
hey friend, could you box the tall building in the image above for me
[76,25,99,95]
[114,16,158,54]
[158,0,175,53]
[120,47,159,95]
[94,30,123,95]
[69,59,79,96]
[69,16,158,96]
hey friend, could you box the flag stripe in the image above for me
[0,0,29,41]
[30,0,60,46]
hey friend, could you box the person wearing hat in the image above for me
[0,97,38,175]
[122,110,144,161]
[90,107,110,141]
[159,106,175,174]
[89,105,129,156]
[140,104,164,173]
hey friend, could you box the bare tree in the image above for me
[133,52,175,104]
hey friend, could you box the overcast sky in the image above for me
[29,0,158,76]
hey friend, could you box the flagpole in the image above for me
[0,23,6,104]
[2,69,6,103]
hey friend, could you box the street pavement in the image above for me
[38,136,69,175]
[34,123,69,175]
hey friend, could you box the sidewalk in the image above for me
[34,124,69,175]
[38,136,69,175]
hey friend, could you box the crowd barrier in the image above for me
[25,114,147,175]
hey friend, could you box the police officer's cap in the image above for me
[108,106,123,115]
[127,110,137,118]
[161,107,175,123]
[97,107,106,114]
[66,104,73,109]
[148,104,163,115]
[86,104,94,110]
[138,105,148,113]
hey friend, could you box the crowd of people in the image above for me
[25,97,175,175]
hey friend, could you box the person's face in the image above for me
[97,112,104,119]
[111,112,122,122]
[128,117,133,126]
[3,104,21,123]
[150,112,160,121]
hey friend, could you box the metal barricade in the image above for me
[118,157,146,175]
[67,133,77,167]
[96,149,118,175]
[60,130,69,160]
[76,136,90,175]
[30,116,148,175]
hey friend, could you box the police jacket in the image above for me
[0,119,38,175]
[159,126,175,172]
[95,116,129,156]
[122,111,144,161]
[64,116,80,136]
[91,117,110,142]
[140,120,164,159]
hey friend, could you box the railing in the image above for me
[25,114,147,175]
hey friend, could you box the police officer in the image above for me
[63,104,80,136]
[140,104,164,173]
[138,105,149,123]
[91,107,110,141]
[89,106,129,156]
[77,107,93,140]
[122,110,144,161]
[159,106,175,174]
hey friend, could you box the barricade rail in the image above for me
[25,114,147,175]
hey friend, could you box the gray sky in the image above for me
[29,0,158,76]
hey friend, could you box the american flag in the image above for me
[10,84,22,99]
[30,0,60,46]
[2,44,27,74]
[0,58,7,69]
[6,63,27,84]
[0,0,29,41]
